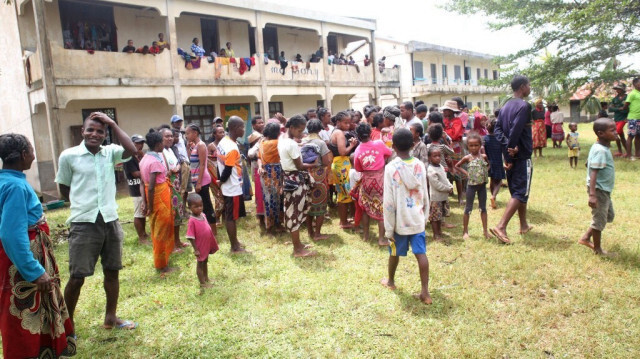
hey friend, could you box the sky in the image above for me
[264,0,639,68]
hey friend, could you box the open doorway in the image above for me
[263,26,278,60]
[201,18,219,55]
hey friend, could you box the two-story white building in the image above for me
[2,0,401,197]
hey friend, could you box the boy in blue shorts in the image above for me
[578,118,617,256]
[380,128,432,304]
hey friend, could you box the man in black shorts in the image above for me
[491,75,534,244]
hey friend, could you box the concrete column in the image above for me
[397,65,403,105]
[256,11,269,118]
[321,23,331,112]
[370,30,380,106]
[32,0,61,177]
[166,0,183,117]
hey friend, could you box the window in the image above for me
[268,102,284,118]
[454,65,461,82]
[254,102,261,115]
[442,64,448,82]
[493,101,499,110]
[485,102,490,111]
[201,18,219,55]
[430,63,437,84]
[317,100,325,108]
[476,68,481,81]
[466,102,473,109]
[59,0,116,51]
[263,27,278,60]
[493,70,498,80]
[183,105,215,140]
[484,69,488,79]
[477,102,482,109]
[81,108,117,145]
[464,66,471,84]
[413,61,424,80]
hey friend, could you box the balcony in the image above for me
[177,54,262,84]
[379,67,401,84]
[51,46,173,85]
[413,77,501,94]
[264,60,325,83]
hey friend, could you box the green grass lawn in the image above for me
[15,123,640,357]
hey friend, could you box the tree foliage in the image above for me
[448,0,640,104]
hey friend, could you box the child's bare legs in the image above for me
[480,211,489,238]
[377,220,388,246]
[196,260,211,288]
[615,132,626,155]
[362,212,370,241]
[381,255,399,290]
[578,227,595,249]
[134,217,149,244]
[431,221,442,241]
[210,223,217,236]
[292,230,316,257]
[173,225,184,252]
[462,213,470,240]
[314,215,328,240]
[337,203,352,228]
[538,147,543,157]
[226,220,245,253]
[579,227,611,255]
[414,254,432,304]
[490,178,501,209]
[306,216,314,238]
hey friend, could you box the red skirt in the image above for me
[0,222,76,358]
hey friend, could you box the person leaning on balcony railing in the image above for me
[364,54,371,66]
[157,33,170,50]
[225,42,235,58]
[122,39,135,53]
[378,56,386,73]
[191,38,206,57]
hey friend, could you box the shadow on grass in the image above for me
[519,231,574,252]
[395,288,453,318]
[601,245,640,269]
[292,251,339,271]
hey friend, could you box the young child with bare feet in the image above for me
[380,128,432,304]
[455,133,490,239]
[566,122,580,169]
[185,193,219,288]
[578,118,617,256]
[426,123,455,229]
[427,146,453,242]
[279,115,318,257]
[483,119,505,209]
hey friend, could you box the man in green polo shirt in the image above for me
[55,112,138,331]
[622,77,640,160]
[608,83,628,156]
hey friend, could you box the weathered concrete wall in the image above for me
[176,14,203,52]
[114,6,166,50]
[0,2,41,191]
[177,54,261,81]
[218,19,252,57]
[264,60,324,82]
[277,26,319,62]
[412,51,497,85]
[270,95,323,117]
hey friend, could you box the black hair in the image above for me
[410,122,424,138]
[383,105,401,120]
[452,97,464,109]
[429,106,436,112]
[306,108,317,115]
[334,111,351,123]
[392,128,413,152]
[158,124,171,130]
[428,111,443,125]
[82,115,108,127]
[186,123,201,134]
[487,119,497,134]
[416,104,428,114]
[374,106,382,112]
[285,114,306,129]
[402,101,414,112]
[192,37,198,43]
[171,128,181,136]
[593,118,614,135]
[306,119,323,134]
[0,133,31,165]
[428,123,444,141]
[227,116,244,131]
[354,111,363,120]
[187,192,202,206]
[263,122,281,139]
[427,144,441,157]
[372,113,384,128]
[356,122,372,141]
[494,109,500,118]
[598,109,609,118]
[363,105,377,118]
[633,77,640,85]
[415,100,425,107]
[145,129,164,149]
[317,107,330,120]
[251,115,263,125]
[511,75,530,91]
[466,132,483,146]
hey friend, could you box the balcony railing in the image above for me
[177,54,261,82]
[412,77,500,94]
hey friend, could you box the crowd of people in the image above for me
[1,74,636,357]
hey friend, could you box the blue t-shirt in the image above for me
[586,143,615,192]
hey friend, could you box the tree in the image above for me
[447,0,640,104]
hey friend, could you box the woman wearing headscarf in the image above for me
[0,134,76,359]
[532,99,547,157]
[381,105,401,149]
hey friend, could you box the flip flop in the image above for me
[489,228,511,244]
[519,226,533,235]
[104,320,137,330]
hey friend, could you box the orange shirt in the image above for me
[259,139,280,164]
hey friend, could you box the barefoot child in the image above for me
[186,193,219,288]
[426,123,455,229]
[578,118,617,255]
[279,115,318,257]
[455,132,490,239]
[427,146,453,242]
[483,119,505,209]
[566,122,580,169]
[380,128,432,304]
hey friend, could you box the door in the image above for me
[263,26,278,60]
[201,18,219,55]
[570,101,581,122]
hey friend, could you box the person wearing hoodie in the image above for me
[380,128,432,304]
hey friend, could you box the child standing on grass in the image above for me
[578,118,617,256]
[427,146,453,242]
[186,193,219,288]
[426,123,455,229]
[380,128,432,304]
[566,122,580,169]
[455,133,490,240]
[279,115,318,257]
[483,119,505,209]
